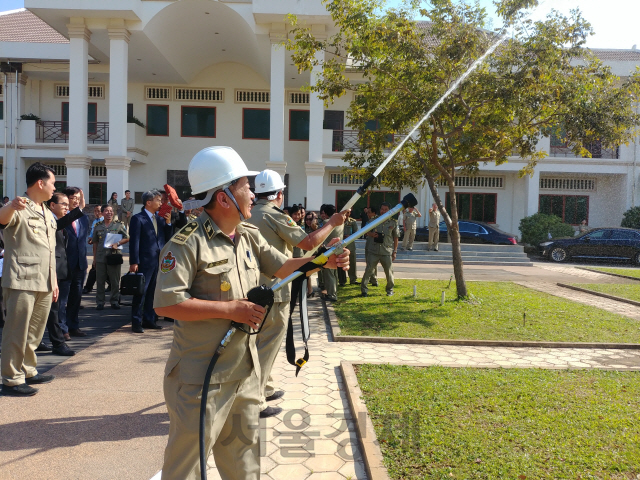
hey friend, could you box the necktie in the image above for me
[72,220,78,235]
[152,214,158,235]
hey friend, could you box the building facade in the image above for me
[1,2,639,235]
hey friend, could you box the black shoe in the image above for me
[371,283,378,287]
[2,383,38,396]
[162,317,175,322]
[26,373,55,385]
[52,344,76,356]
[111,304,121,310]
[96,304,104,311]
[132,325,145,333]
[36,342,52,352]
[69,329,86,337]
[82,288,90,294]
[325,295,338,302]
[350,281,360,285]
[259,406,283,418]
[307,292,316,298]
[266,390,285,402]
[142,322,163,330]
[360,292,368,297]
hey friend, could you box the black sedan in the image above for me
[540,228,640,264]
[411,220,518,245]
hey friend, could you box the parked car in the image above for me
[409,220,518,245]
[540,227,640,264]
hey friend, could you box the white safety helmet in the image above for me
[189,146,258,195]
[254,169,286,197]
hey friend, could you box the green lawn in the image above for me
[333,281,640,343]
[588,267,640,279]
[572,283,640,303]
[355,364,640,479]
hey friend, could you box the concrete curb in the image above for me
[322,297,640,350]
[577,267,640,282]
[339,362,391,480]
[557,282,640,308]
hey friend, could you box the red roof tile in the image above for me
[0,9,68,44]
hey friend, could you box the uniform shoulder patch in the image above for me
[160,251,177,273]
[203,219,215,239]
[95,220,104,225]
[285,216,297,227]
[172,221,199,245]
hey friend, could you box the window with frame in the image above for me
[539,195,588,225]
[289,110,309,141]
[147,104,169,136]
[243,108,270,139]
[89,182,107,204]
[445,192,497,223]
[62,102,97,134]
[181,106,216,138]
[0,101,3,120]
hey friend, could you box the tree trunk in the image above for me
[425,173,468,298]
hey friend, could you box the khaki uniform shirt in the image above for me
[121,198,135,216]
[107,198,120,215]
[429,209,441,228]
[404,210,419,230]
[245,199,308,302]
[1,197,57,292]
[154,211,288,385]
[368,217,398,256]
[92,220,129,263]
[342,217,358,239]
[324,218,344,247]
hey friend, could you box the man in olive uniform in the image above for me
[153,147,349,480]
[0,163,59,396]
[338,209,358,286]
[93,204,129,310]
[319,204,344,302]
[363,206,379,288]
[121,189,135,232]
[402,206,422,251]
[246,170,347,418]
[428,202,442,251]
[361,202,398,297]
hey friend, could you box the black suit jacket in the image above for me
[55,207,84,283]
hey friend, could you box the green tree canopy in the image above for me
[289,0,640,297]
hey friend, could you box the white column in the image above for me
[524,169,540,217]
[305,161,325,211]
[269,24,286,170]
[65,18,92,194]
[105,20,131,198]
[308,49,324,164]
[4,72,27,198]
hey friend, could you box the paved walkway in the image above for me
[2,263,640,479]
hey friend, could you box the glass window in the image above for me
[62,102,96,134]
[147,105,169,136]
[539,195,588,225]
[445,192,497,223]
[611,230,638,240]
[585,229,610,240]
[243,108,270,139]
[289,110,310,141]
[89,182,107,204]
[181,106,216,138]
[0,101,3,120]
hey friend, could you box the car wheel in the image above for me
[550,247,568,263]
[634,252,640,265]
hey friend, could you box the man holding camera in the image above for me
[361,202,398,297]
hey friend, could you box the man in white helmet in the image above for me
[153,148,349,480]
[246,169,348,418]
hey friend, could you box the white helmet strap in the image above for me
[182,189,215,211]
[223,186,246,221]
[266,189,283,201]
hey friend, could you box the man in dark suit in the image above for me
[45,192,81,356]
[128,189,172,333]
[61,187,88,337]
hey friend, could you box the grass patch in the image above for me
[588,267,640,279]
[334,280,640,343]
[355,364,640,479]
[571,283,640,303]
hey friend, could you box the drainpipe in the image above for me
[3,72,6,197]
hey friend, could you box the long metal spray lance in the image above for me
[198,193,418,480]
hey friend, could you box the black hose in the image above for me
[199,348,224,480]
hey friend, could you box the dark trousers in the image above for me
[57,279,71,334]
[132,266,158,328]
[65,267,86,331]
[46,300,66,348]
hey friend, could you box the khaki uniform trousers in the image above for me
[122,213,131,232]
[1,288,52,386]
[322,267,338,297]
[403,228,417,250]
[162,364,260,480]
[362,250,378,286]
[255,301,289,409]
[361,254,394,295]
[428,227,440,250]
[96,261,122,307]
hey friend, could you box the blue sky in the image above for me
[1,0,638,49]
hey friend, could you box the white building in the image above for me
[1,2,639,235]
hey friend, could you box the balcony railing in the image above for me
[550,140,619,159]
[331,130,409,152]
[36,121,110,144]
